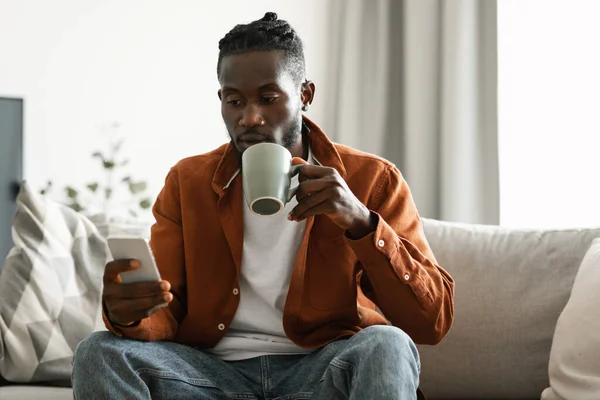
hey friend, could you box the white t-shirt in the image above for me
[208,149,314,361]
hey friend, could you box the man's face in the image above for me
[218,51,305,156]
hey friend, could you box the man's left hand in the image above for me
[288,165,377,239]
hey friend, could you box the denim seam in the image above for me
[260,356,270,399]
[274,393,314,400]
[137,368,214,387]
[328,358,356,372]
[136,368,256,399]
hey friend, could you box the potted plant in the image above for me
[40,122,153,237]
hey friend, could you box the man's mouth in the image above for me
[237,133,271,148]
[238,133,268,142]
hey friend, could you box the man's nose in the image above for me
[240,104,265,127]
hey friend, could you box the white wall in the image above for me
[0,0,329,219]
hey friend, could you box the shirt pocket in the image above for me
[306,232,358,311]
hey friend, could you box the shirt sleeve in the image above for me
[103,167,186,341]
[347,165,455,345]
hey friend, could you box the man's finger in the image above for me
[104,259,140,283]
[297,164,338,180]
[289,189,332,221]
[103,280,171,298]
[294,201,334,222]
[292,157,310,183]
[295,179,330,201]
[111,307,161,326]
[106,293,173,324]
[121,293,172,312]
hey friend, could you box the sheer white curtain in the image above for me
[321,0,499,224]
[498,0,600,229]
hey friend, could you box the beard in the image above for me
[229,112,304,164]
[280,112,303,151]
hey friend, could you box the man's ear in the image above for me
[301,80,316,107]
[217,89,222,101]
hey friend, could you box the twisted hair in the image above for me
[217,12,306,85]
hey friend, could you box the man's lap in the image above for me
[75,331,259,398]
[73,325,418,400]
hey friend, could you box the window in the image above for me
[498,0,600,229]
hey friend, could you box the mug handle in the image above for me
[286,164,301,203]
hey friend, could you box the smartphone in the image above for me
[107,236,162,284]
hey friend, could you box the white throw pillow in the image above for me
[541,238,600,400]
[0,182,110,383]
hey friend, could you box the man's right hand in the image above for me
[102,259,173,326]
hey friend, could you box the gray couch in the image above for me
[2,218,598,399]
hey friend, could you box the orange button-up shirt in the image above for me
[103,117,455,349]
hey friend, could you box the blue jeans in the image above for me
[72,325,420,399]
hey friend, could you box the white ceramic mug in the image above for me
[241,143,300,216]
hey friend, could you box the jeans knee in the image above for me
[362,325,412,344]
[73,331,115,367]
[358,326,420,366]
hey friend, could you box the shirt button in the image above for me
[218,323,225,331]
[378,239,385,247]
[404,274,410,280]
[233,288,239,295]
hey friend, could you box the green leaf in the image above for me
[40,181,53,195]
[86,182,99,192]
[70,202,84,212]
[103,161,115,169]
[65,186,78,199]
[121,176,131,183]
[120,159,129,166]
[139,198,152,209]
[129,181,147,194]
[105,188,112,200]
[129,209,138,218]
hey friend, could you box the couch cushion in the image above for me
[418,218,600,399]
[0,182,109,383]
[542,238,600,400]
[0,386,72,400]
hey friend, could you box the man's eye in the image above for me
[260,97,277,104]
[227,99,242,106]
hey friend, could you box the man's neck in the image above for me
[290,122,310,160]
[300,138,309,160]
[288,137,308,160]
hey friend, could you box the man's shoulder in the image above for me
[333,143,396,176]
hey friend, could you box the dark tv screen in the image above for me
[0,97,23,267]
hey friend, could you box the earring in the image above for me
[302,104,309,111]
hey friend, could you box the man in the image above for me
[73,12,454,400]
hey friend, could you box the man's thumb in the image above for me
[292,157,309,166]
